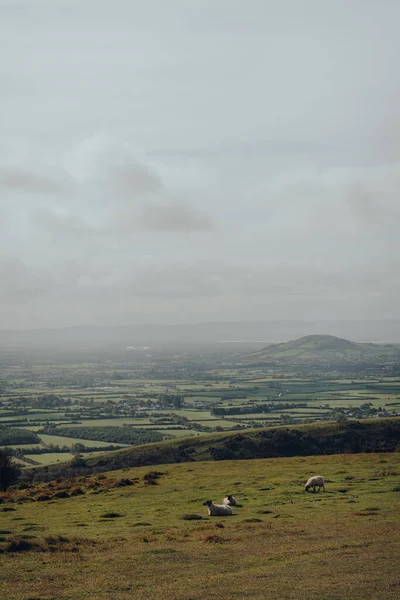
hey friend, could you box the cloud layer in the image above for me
[0,0,399,328]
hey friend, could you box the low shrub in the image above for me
[4,538,35,552]
[202,534,229,543]
[70,488,84,496]
[52,491,70,499]
[114,478,134,487]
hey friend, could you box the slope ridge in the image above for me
[248,334,399,362]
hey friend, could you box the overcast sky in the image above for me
[1,0,399,329]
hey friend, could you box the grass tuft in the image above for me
[202,534,229,543]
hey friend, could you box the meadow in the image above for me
[1,452,399,599]
[1,340,400,465]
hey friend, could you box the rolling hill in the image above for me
[22,418,400,483]
[246,334,400,363]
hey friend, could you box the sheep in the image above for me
[305,476,325,493]
[223,495,237,506]
[203,500,233,516]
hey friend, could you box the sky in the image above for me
[0,0,399,329]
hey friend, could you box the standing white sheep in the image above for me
[203,500,233,516]
[223,495,237,506]
[305,476,325,493]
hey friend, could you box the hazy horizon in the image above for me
[2,319,400,346]
[1,1,399,329]
[1,317,400,333]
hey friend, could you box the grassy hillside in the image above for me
[246,334,400,363]
[22,418,400,483]
[1,452,399,599]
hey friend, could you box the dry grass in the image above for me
[0,452,399,599]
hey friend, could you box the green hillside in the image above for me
[22,418,400,483]
[1,452,399,599]
[247,334,400,363]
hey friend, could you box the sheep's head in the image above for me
[305,484,310,492]
[203,500,213,506]
[227,495,233,500]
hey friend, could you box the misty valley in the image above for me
[1,334,400,469]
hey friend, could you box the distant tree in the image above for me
[71,443,86,455]
[70,454,87,468]
[336,412,348,423]
[0,448,21,492]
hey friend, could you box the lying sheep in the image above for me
[223,495,237,506]
[305,476,325,493]
[203,500,233,516]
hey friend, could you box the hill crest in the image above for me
[263,334,360,352]
[248,334,399,363]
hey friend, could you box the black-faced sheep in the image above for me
[203,500,233,516]
[223,495,237,506]
[305,476,325,493]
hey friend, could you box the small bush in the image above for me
[202,534,229,543]
[16,482,30,490]
[100,512,122,519]
[52,491,70,499]
[114,478,134,487]
[4,537,35,553]
[70,455,87,468]
[181,514,204,521]
[70,488,84,496]
[1,507,16,512]
[132,522,152,527]
[355,511,379,516]
[36,494,51,502]
[44,535,69,545]
[143,471,164,485]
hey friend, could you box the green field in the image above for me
[37,433,128,449]
[1,338,400,465]
[1,452,399,599]
[23,452,75,465]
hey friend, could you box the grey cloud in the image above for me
[150,139,329,160]
[32,208,99,239]
[0,167,63,194]
[137,201,213,233]
[0,255,57,302]
[112,164,163,196]
[345,180,400,227]
[2,257,398,328]
[33,198,214,238]
[29,146,214,236]
[0,1,399,328]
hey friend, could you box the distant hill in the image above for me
[246,334,400,363]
